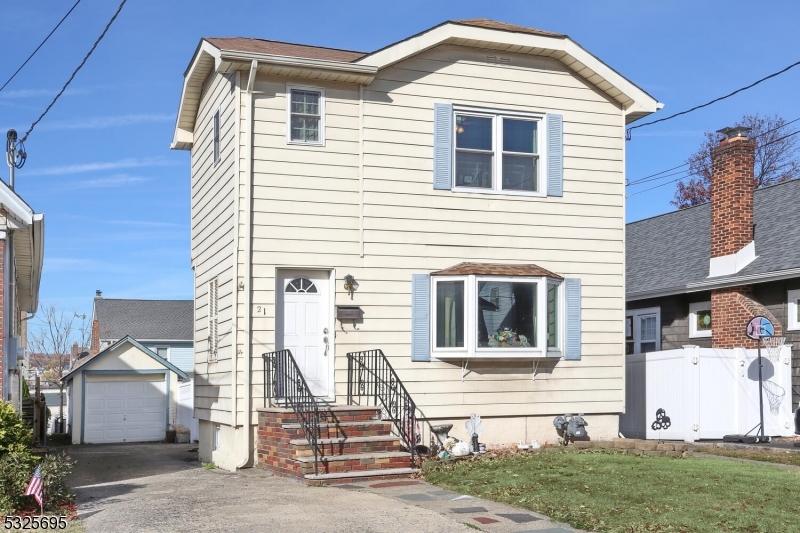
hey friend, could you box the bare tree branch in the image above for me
[671,113,800,209]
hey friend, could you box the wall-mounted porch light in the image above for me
[343,274,359,299]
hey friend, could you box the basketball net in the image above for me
[762,336,786,363]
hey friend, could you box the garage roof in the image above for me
[63,336,189,382]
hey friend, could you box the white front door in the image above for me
[277,270,331,398]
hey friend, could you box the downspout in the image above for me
[237,59,258,468]
[359,84,365,258]
[621,108,627,415]
[230,69,242,448]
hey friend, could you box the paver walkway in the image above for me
[339,478,586,533]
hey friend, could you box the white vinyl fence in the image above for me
[177,379,199,443]
[620,345,793,442]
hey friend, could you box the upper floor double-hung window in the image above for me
[287,85,325,145]
[433,103,563,198]
[455,113,540,193]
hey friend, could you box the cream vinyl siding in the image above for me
[241,44,625,421]
[191,71,237,424]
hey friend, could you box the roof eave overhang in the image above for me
[355,23,662,123]
[0,180,42,314]
[627,266,800,302]
[171,40,377,151]
[18,213,44,314]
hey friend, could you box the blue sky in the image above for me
[1,0,799,329]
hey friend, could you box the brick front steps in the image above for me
[257,405,419,484]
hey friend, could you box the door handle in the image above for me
[323,336,329,356]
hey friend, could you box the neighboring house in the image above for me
[90,292,194,375]
[172,19,661,471]
[63,336,188,444]
[0,178,44,411]
[626,127,800,409]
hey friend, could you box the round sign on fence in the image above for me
[746,316,774,340]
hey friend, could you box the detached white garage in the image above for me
[64,336,188,444]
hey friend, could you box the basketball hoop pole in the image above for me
[758,337,766,442]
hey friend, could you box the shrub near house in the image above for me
[0,402,74,515]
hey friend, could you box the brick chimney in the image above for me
[709,127,780,348]
[90,319,100,355]
[710,126,755,260]
[71,342,79,359]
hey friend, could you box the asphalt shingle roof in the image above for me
[95,299,193,341]
[627,179,800,299]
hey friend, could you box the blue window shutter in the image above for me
[547,113,564,197]
[433,103,453,190]
[411,274,431,361]
[565,278,581,360]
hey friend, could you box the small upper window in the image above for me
[286,277,317,293]
[689,301,712,338]
[288,86,324,145]
[155,347,169,361]
[454,112,540,194]
[212,108,220,164]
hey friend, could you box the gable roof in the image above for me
[203,37,367,62]
[94,298,193,341]
[63,335,189,382]
[172,19,661,150]
[627,179,800,301]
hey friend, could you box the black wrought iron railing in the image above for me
[347,349,430,466]
[263,349,320,476]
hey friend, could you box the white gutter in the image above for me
[218,50,376,82]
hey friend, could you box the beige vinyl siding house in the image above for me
[172,19,661,470]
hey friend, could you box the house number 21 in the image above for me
[255,305,267,315]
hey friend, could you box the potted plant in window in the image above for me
[488,328,531,348]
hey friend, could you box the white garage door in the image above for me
[84,379,166,443]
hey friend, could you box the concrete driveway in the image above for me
[66,443,474,533]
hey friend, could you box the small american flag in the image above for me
[24,465,43,508]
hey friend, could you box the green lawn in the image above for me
[423,449,798,533]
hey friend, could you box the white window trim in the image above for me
[451,105,546,198]
[154,345,171,362]
[431,274,562,359]
[212,105,221,166]
[626,307,661,354]
[689,301,712,338]
[788,289,800,331]
[286,84,326,146]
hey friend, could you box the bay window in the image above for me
[431,275,562,358]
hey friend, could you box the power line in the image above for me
[19,0,127,143]
[626,59,800,139]
[626,162,690,186]
[627,160,798,199]
[0,0,82,94]
[760,128,800,148]
[626,115,800,188]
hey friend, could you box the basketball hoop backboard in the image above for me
[746,316,774,340]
